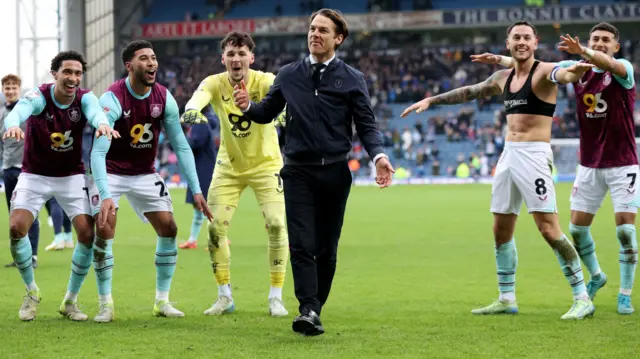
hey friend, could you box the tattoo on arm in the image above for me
[430,72,504,105]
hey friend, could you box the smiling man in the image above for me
[0,74,42,269]
[87,40,212,322]
[473,22,639,315]
[180,31,290,319]
[2,51,117,321]
[232,9,394,336]
[403,21,596,320]
[557,23,639,315]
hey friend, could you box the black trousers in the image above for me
[3,167,40,255]
[280,161,352,315]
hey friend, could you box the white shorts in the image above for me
[10,173,98,221]
[570,164,640,214]
[94,173,173,223]
[491,142,557,215]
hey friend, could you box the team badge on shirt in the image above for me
[68,107,81,122]
[150,104,162,118]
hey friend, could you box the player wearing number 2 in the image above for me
[403,21,597,319]
[180,32,289,317]
[475,22,638,314]
[85,40,213,322]
[3,51,118,321]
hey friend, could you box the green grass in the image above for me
[1,183,639,358]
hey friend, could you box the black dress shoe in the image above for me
[292,309,324,336]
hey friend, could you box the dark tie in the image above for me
[311,63,326,89]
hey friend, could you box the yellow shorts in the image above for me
[207,161,284,206]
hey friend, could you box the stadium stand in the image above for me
[69,2,640,186]
[141,0,615,22]
[140,35,640,182]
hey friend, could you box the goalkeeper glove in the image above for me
[180,109,208,124]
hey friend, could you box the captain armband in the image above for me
[550,66,561,84]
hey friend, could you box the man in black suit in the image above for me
[233,8,394,336]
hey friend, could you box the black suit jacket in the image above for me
[244,57,384,165]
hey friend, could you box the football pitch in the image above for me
[0,183,638,358]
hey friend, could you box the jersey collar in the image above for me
[225,69,253,92]
[126,76,152,100]
[50,85,75,109]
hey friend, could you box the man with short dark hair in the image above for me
[3,50,117,321]
[181,31,290,318]
[559,23,639,315]
[88,40,212,322]
[405,21,595,320]
[233,9,395,336]
[476,21,639,315]
[0,74,41,269]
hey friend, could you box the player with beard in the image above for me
[180,32,290,318]
[402,21,596,319]
[3,51,117,321]
[474,22,638,314]
[85,40,213,322]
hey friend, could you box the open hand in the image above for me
[180,109,208,124]
[470,53,502,65]
[97,198,116,228]
[566,62,595,75]
[375,156,395,188]
[558,34,584,55]
[2,126,24,141]
[95,124,120,140]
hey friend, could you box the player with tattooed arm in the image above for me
[402,21,596,319]
[472,22,639,314]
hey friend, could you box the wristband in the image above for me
[582,47,595,59]
[550,66,561,84]
[498,56,513,67]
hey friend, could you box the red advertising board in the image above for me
[134,19,256,39]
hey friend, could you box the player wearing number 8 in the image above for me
[405,21,597,319]
[2,51,117,321]
[485,22,639,314]
[181,32,290,318]
[85,40,213,322]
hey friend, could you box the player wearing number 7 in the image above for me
[403,21,597,319]
[474,22,638,314]
[2,50,118,321]
[180,32,290,317]
[84,40,213,322]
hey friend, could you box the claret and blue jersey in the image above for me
[557,59,637,168]
[3,83,108,177]
[91,77,201,200]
